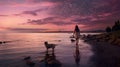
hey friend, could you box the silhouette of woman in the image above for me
[73,25,80,45]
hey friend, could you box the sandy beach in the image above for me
[85,39,120,67]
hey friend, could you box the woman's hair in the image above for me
[75,25,80,32]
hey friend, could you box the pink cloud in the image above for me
[0,0,120,32]
[0,0,59,7]
[98,13,112,17]
[26,17,74,25]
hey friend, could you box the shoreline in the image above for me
[84,37,120,67]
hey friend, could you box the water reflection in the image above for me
[75,45,80,65]
[74,44,80,66]
[0,33,95,67]
[40,51,62,67]
[24,56,35,67]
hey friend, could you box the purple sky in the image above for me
[0,0,120,32]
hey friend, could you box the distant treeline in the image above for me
[106,20,120,33]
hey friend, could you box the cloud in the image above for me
[0,26,50,32]
[47,0,120,19]
[7,28,49,32]
[0,15,8,17]
[72,12,112,22]
[22,11,37,16]
[13,7,50,16]
[0,0,58,16]
[1,0,120,31]
[26,12,116,30]
[27,17,74,25]
[27,0,65,3]
[9,28,48,31]
[0,0,60,7]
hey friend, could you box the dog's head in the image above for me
[44,41,48,45]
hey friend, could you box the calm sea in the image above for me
[0,33,99,67]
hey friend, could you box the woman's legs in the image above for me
[76,38,79,45]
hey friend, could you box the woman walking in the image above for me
[73,25,80,45]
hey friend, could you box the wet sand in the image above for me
[87,40,120,67]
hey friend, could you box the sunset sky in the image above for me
[0,0,120,32]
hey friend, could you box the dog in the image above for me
[44,41,56,52]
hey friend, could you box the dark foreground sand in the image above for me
[87,40,120,67]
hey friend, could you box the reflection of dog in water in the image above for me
[44,41,56,52]
[24,56,35,67]
[40,51,62,67]
[74,44,80,66]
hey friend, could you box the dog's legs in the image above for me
[46,48,48,53]
[52,48,54,53]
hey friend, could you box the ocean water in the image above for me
[0,33,98,67]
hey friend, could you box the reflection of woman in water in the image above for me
[73,25,80,45]
[74,44,80,66]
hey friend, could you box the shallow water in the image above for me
[0,33,97,67]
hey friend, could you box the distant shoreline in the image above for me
[0,31,105,33]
